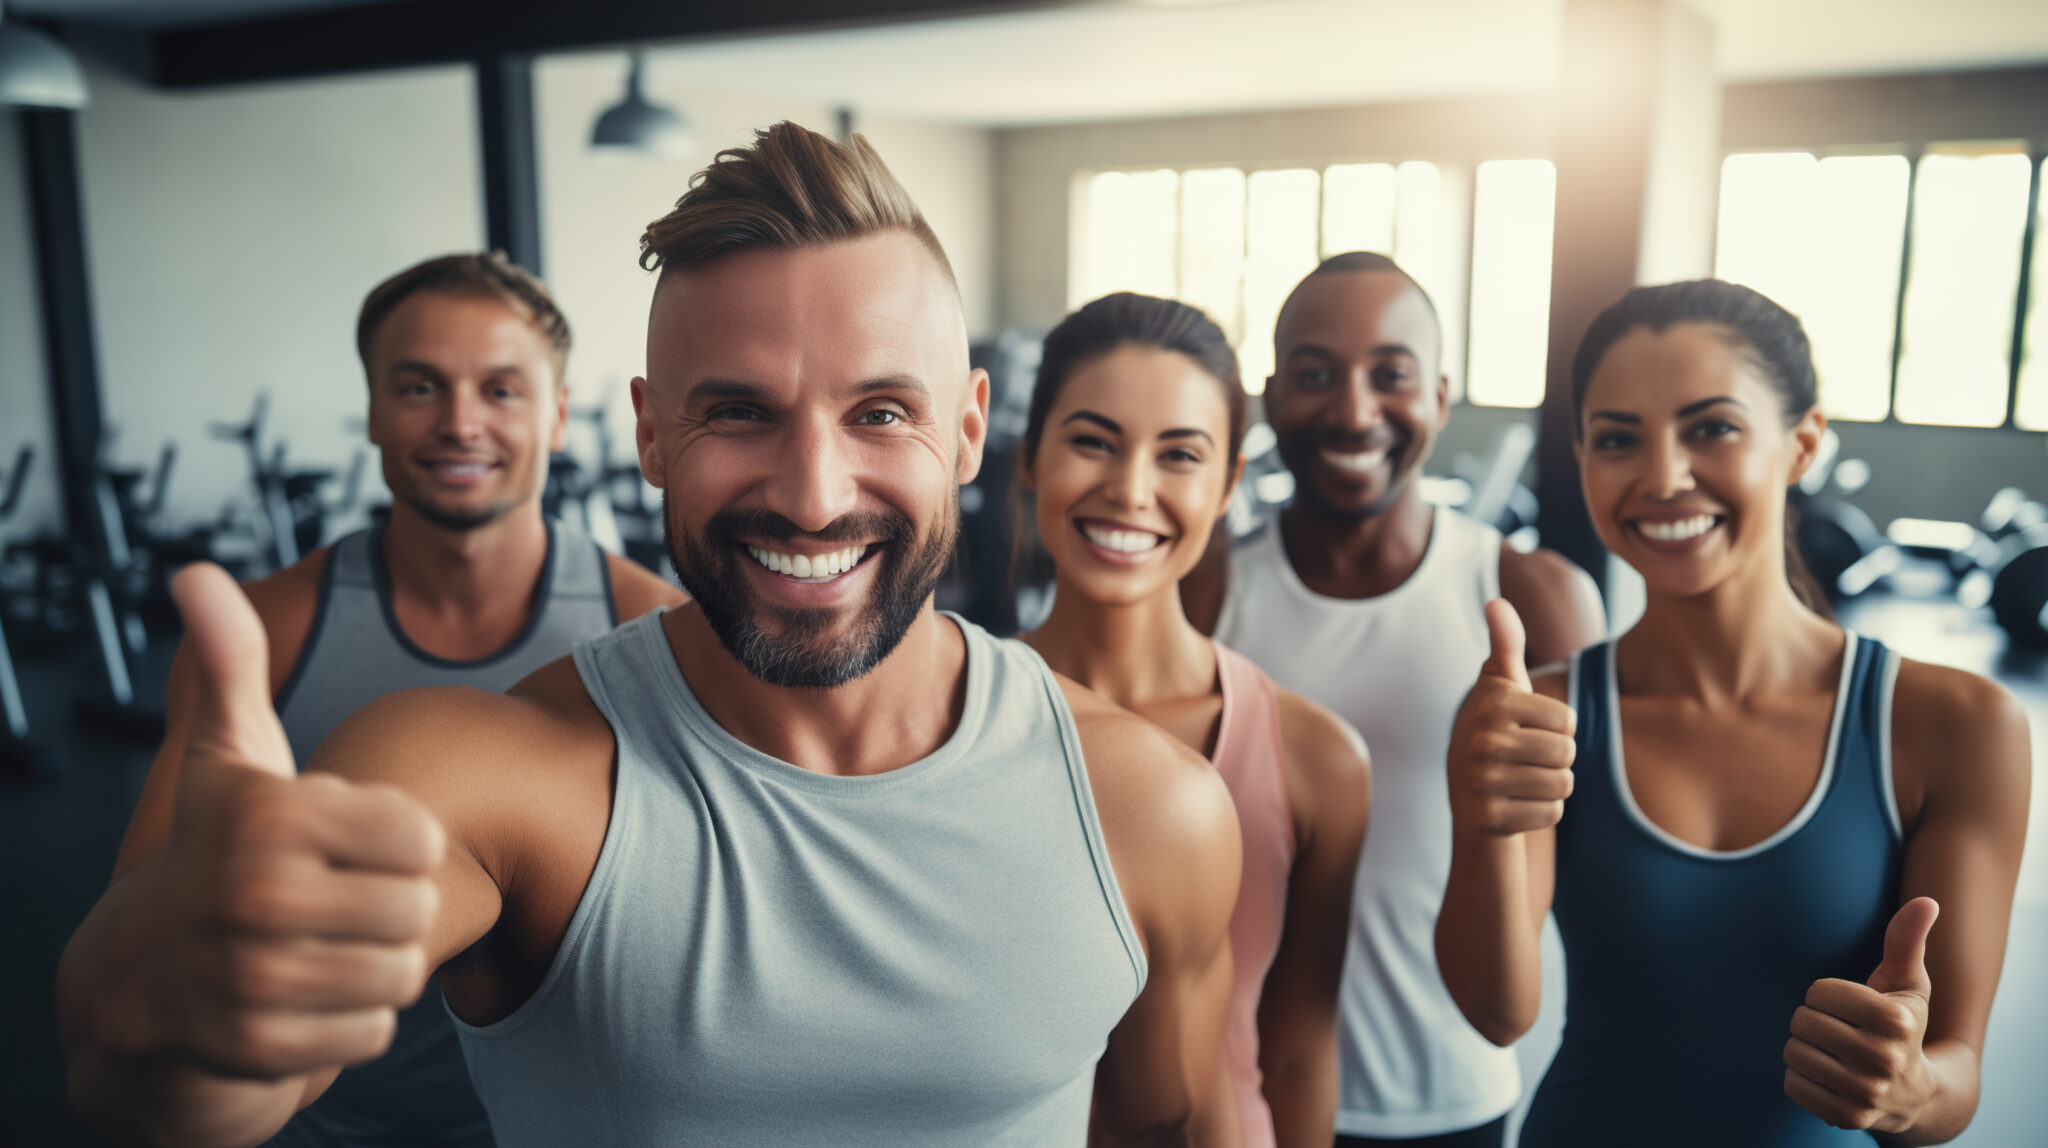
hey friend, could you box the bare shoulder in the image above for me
[1056,676,1240,944]
[605,552,687,621]
[1891,657,2030,800]
[306,657,613,857]
[1270,687,1370,789]
[1498,545,1605,665]
[240,549,330,694]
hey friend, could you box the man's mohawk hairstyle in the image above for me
[638,120,954,282]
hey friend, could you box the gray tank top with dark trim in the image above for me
[450,610,1147,1147]
[269,517,618,1148]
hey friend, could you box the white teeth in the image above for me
[1080,523,1166,554]
[1320,448,1386,475]
[1639,515,1718,542]
[746,544,868,580]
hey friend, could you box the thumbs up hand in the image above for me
[1783,898,1941,1133]
[105,564,446,1081]
[1446,599,1578,837]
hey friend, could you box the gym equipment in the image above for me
[546,393,667,575]
[1988,528,2048,648]
[210,393,367,573]
[0,443,34,765]
[1790,430,1899,601]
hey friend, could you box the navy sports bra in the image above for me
[1520,633,1904,1148]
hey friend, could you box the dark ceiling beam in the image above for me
[151,0,1072,89]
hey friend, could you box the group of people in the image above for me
[55,121,2028,1148]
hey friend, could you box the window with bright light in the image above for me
[1715,152,1910,422]
[1239,169,1322,388]
[1069,160,1451,397]
[1070,169,1179,307]
[2015,158,2048,432]
[1894,148,2033,428]
[1465,159,1557,408]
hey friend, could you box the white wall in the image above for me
[0,112,63,536]
[535,51,997,460]
[75,61,484,534]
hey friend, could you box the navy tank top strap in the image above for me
[1526,634,1903,1148]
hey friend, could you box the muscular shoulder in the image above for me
[1271,688,1370,795]
[241,549,330,695]
[605,553,687,621]
[306,657,612,868]
[1271,686,1371,846]
[1890,658,2030,806]
[1057,677,1241,953]
[1498,546,1605,667]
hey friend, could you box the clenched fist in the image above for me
[96,563,447,1081]
[1447,599,1577,837]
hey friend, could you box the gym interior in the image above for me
[2,1,2045,1145]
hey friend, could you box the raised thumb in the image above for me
[172,562,295,780]
[1868,896,1939,999]
[1481,598,1532,692]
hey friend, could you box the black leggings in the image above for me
[1336,1114,1508,1148]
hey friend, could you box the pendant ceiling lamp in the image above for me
[0,5,89,110]
[591,49,690,158]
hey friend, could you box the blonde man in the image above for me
[59,124,1241,1148]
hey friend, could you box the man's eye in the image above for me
[860,409,902,426]
[1295,367,1332,388]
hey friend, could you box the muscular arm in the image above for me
[1870,664,2028,1145]
[1435,666,1568,1046]
[1258,696,1370,1147]
[1498,546,1604,666]
[1071,686,1244,1146]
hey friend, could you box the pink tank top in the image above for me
[1211,641,1299,1148]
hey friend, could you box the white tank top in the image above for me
[1214,505,1522,1138]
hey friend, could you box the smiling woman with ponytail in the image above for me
[1434,279,2030,1147]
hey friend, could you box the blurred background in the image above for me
[1,1,2045,1145]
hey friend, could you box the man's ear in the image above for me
[954,368,991,486]
[548,374,571,455]
[1435,372,1452,430]
[631,376,664,489]
[1786,407,1827,488]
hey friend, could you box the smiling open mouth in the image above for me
[1078,520,1167,554]
[1633,514,1723,543]
[1318,447,1389,475]
[744,543,870,582]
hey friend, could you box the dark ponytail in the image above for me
[1569,279,1832,619]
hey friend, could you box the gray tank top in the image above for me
[451,610,1147,1147]
[270,517,618,1148]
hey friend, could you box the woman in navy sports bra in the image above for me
[1433,280,2030,1147]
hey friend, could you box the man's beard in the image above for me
[665,492,957,690]
[1279,425,1415,525]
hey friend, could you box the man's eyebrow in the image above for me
[684,379,775,403]
[1062,410,1122,435]
[387,360,447,377]
[851,374,932,404]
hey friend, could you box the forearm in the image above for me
[1259,1023,1337,1148]
[1877,1039,1981,1148]
[58,868,309,1148]
[1436,833,1544,1045]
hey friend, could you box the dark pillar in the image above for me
[1536,0,1719,595]
[19,108,104,547]
[476,52,542,275]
